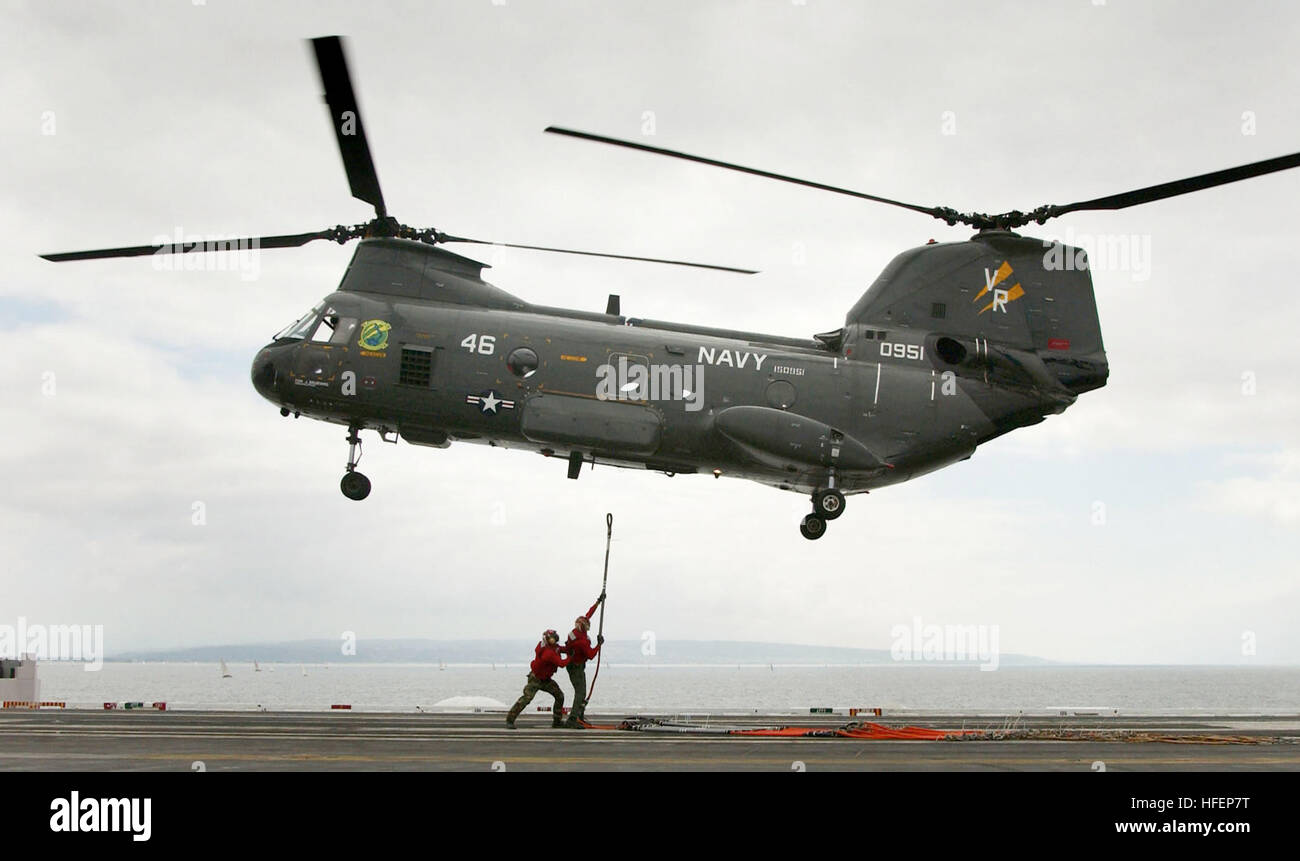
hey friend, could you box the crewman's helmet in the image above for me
[543,629,559,643]
[575,616,590,632]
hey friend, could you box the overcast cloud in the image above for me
[2,0,1298,663]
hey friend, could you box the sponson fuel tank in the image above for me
[714,406,887,471]
[521,393,663,457]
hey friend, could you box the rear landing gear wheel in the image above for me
[340,471,371,501]
[813,488,845,520]
[799,513,827,540]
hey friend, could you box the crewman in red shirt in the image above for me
[561,591,606,729]
[505,629,569,729]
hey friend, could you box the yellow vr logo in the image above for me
[973,261,1024,315]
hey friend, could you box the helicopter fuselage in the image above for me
[251,237,1097,500]
[46,34,1300,540]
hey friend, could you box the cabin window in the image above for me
[507,347,540,378]
[766,380,797,409]
[400,346,434,387]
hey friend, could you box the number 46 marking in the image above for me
[461,334,496,355]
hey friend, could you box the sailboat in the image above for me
[220,659,232,679]
[254,661,262,672]
[300,664,307,677]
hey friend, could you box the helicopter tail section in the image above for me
[1030,241,1109,395]
[847,231,1107,394]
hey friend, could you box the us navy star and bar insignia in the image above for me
[466,389,515,414]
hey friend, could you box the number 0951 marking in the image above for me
[461,334,496,355]
[880,341,924,361]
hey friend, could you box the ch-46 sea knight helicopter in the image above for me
[43,37,1300,539]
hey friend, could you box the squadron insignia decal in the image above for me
[973,262,1024,315]
[466,390,515,414]
[358,319,392,352]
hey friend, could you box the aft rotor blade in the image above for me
[40,230,339,262]
[1045,150,1300,218]
[312,36,387,218]
[438,234,757,274]
[545,126,949,221]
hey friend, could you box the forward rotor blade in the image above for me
[438,234,757,274]
[545,126,949,221]
[1046,150,1300,218]
[312,36,387,218]
[40,230,340,262]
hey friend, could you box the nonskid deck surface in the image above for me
[2,711,1298,771]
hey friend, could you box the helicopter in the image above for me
[42,36,1300,540]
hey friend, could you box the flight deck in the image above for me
[3,710,1297,772]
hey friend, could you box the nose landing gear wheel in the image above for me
[813,488,846,520]
[340,425,370,500]
[800,513,827,540]
[340,471,371,500]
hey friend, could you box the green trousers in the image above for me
[565,662,588,723]
[506,672,565,724]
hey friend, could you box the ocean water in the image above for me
[30,662,1300,715]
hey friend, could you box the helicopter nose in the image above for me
[250,345,282,402]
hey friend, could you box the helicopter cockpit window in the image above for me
[307,309,359,344]
[328,317,358,345]
[274,303,325,341]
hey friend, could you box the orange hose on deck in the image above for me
[577,719,623,730]
[572,719,1270,744]
[734,723,963,740]
[575,718,971,738]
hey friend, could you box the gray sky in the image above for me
[2,0,1298,663]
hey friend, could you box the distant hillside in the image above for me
[112,639,1050,666]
